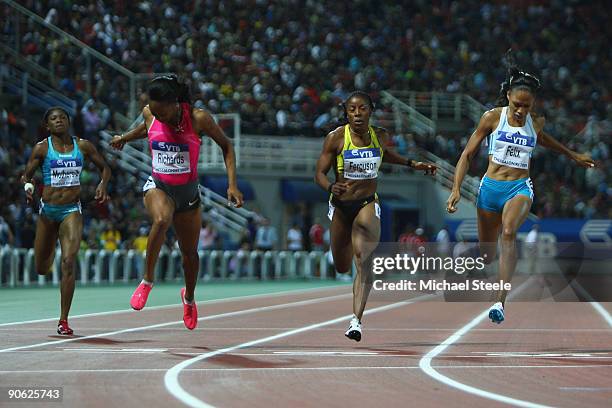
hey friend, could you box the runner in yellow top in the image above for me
[315,91,436,341]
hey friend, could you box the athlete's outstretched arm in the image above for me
[537,121,595,168]
[377,128,436,175]
[21,142,46,204]
[314,131,348,196]
[193,109,244,208]
[80,140,111,203]
[447,109,495,213]
[109,107,151,150]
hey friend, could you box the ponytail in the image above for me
[495,50,541,107]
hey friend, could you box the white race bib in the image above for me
[152,141,190,174]
[50,158,82,187]
[343,148,382,179]
[491,130,535,170]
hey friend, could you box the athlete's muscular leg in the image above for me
[351,202,381,321]
[34,216,59,276]
[330,207,353,275]
[143,189,175,282]
[173,207,201,301]
[57,212,83,321]
[477,208,502,265]
[497,195,532,305]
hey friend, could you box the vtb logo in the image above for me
[497,131,533,147]
[351,149,373,158]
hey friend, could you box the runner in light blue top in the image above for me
[447,52,596,324]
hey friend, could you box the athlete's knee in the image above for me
[60,254,77,272]
[354,250,364,265]
[152,214,172,231]
[501,226,517,242]
[181,249,199,264]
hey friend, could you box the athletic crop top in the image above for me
[42,136,83,188]
[336,125,383,179]
[147,102,201,185]
[488,106,537,170]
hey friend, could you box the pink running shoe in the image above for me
[181,288,198,330]
[57,320,73,335]
[130,282,153,310]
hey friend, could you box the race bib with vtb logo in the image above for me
[491,130,535,170]
[152,141,191,174]
[343,148,382,179]
[50,158,82,187]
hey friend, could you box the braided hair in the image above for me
[495,50,541,107]
[148,74,191,104]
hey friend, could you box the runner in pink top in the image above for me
[148,101,201,185]
[110,74,244,330]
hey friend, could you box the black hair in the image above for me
[496,50,541,107]
[341,91,375,121]
[148,74,191,104]
[43,106,71,124]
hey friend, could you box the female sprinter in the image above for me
[110,75,243,330]
[314,91,436,341]
[446,64,595,324]
[22,107,111,335]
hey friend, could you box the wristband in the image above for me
[24,182,34,193]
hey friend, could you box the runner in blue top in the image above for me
[21,107,111,335]
[447,55,596,324]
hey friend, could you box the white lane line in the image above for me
[570,281,612,328]
[559,387,612,392]
[418,279,554,408]
[590,302,612,328]
[0,292,350,354]
[0,284,349,327]
[419,309,551,408]
[164,295,432,408]
[2,364,612,375]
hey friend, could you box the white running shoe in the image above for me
[488,302,505,324]
[344,316,362,342]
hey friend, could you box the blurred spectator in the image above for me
[132,226,148,279]
[0,215,14,247]
[198,220,218,250]
[309,219,326,251]
[436,226,451,257]
[286,223,303,251]
[132,227,148,253]
[255,218,277,251]
[100,221,121,251]
[453,238,474,259]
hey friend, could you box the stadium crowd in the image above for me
[0,1,609,250]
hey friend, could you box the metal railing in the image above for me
[0,248,332,287]
[380,90,436,135]
[386,91,487,124]
[1,0,169,121]
[0,65,77,114]
[418,149,480,203]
